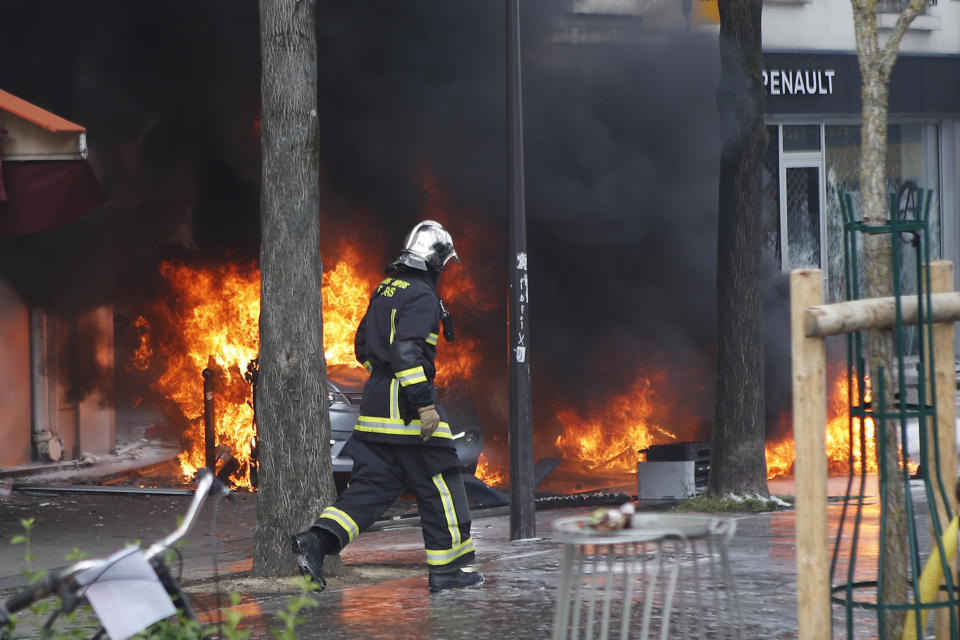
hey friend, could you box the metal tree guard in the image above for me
[830,185,959,639]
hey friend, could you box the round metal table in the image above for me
[551,513,742,640]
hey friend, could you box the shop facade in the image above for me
[761,51,960,304]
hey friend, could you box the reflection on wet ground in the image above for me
[188,477,946,639]
[227,511,797,639]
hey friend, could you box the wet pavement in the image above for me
[0,475,943,639]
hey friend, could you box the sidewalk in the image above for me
[0,476,926,639]
[1,484,801,639]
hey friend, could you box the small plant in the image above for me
[11,518,44,583]
[129,617,201,640]
[674,493,794,513]
[220,593,252,640]
[271,576,320,640]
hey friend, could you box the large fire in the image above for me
[147,261,260,485]
[135,246,904,490]
[550,368,893,483]
[136,246,485,487]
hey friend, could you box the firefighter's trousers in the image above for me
[313,438,476,570]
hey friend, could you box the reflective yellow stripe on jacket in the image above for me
[395,366,428,387]
[390,379,400,420]
[355,416,453,439]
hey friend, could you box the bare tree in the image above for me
[708,0,769,498]
[850,1,929,636]
[253,0,339,577]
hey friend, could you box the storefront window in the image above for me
[822,123,941,354]
[786,166,821,269]
[823,125,861,302]
[783,124,821,152]
[823,123,941,302]
[763,125,780,262]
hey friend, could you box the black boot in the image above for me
[428,567,484,593]
[291,529,328,590]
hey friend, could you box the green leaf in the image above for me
[65,547,91,562]
[29,600,52,616]
[9,535,26,545]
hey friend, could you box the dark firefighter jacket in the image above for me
[352,268,453,448]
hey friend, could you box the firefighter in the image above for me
[292,220,483,593]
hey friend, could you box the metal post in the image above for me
[507,0,535,540]
[202,368,216,471]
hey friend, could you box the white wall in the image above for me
[0,280,31,468]
[763,0,960,55]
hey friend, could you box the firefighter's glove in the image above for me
[418,405,441,441]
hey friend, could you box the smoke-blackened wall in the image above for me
[0,1,262,314]
[0,1,262,405]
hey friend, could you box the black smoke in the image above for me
[311,3,725,441]
[0,2,791,449]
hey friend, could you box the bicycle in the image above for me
[0,468,232,639]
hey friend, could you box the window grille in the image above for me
[876,0,936,14]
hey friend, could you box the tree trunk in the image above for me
[850,1,929,635]
[253,0,339,578]
[708,0,769,498]
[861,70,909,640]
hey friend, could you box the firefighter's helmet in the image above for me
[389,220,459,272]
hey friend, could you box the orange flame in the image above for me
[474,452,505,487]
[548,367,912,485]
[138,249,482,486]
[322,247,378,368]
[765,373,879,478]
[134,261,261,485]
[129,316,152,372]
[765,373,918,479]
[553,376,678,473]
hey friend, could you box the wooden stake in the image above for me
[805,292,960,338]
[791,269,829,640]
[930,261,957,640]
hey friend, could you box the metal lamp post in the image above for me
[507,0,536,540]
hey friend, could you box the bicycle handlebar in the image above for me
[144,468,231,560]
[1,468,231,621]
[4,573,59,616]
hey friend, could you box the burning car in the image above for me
[327,365,483,489]
[127,255,489,490]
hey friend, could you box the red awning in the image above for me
[0,89,107,234]
[0,160,106,235]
